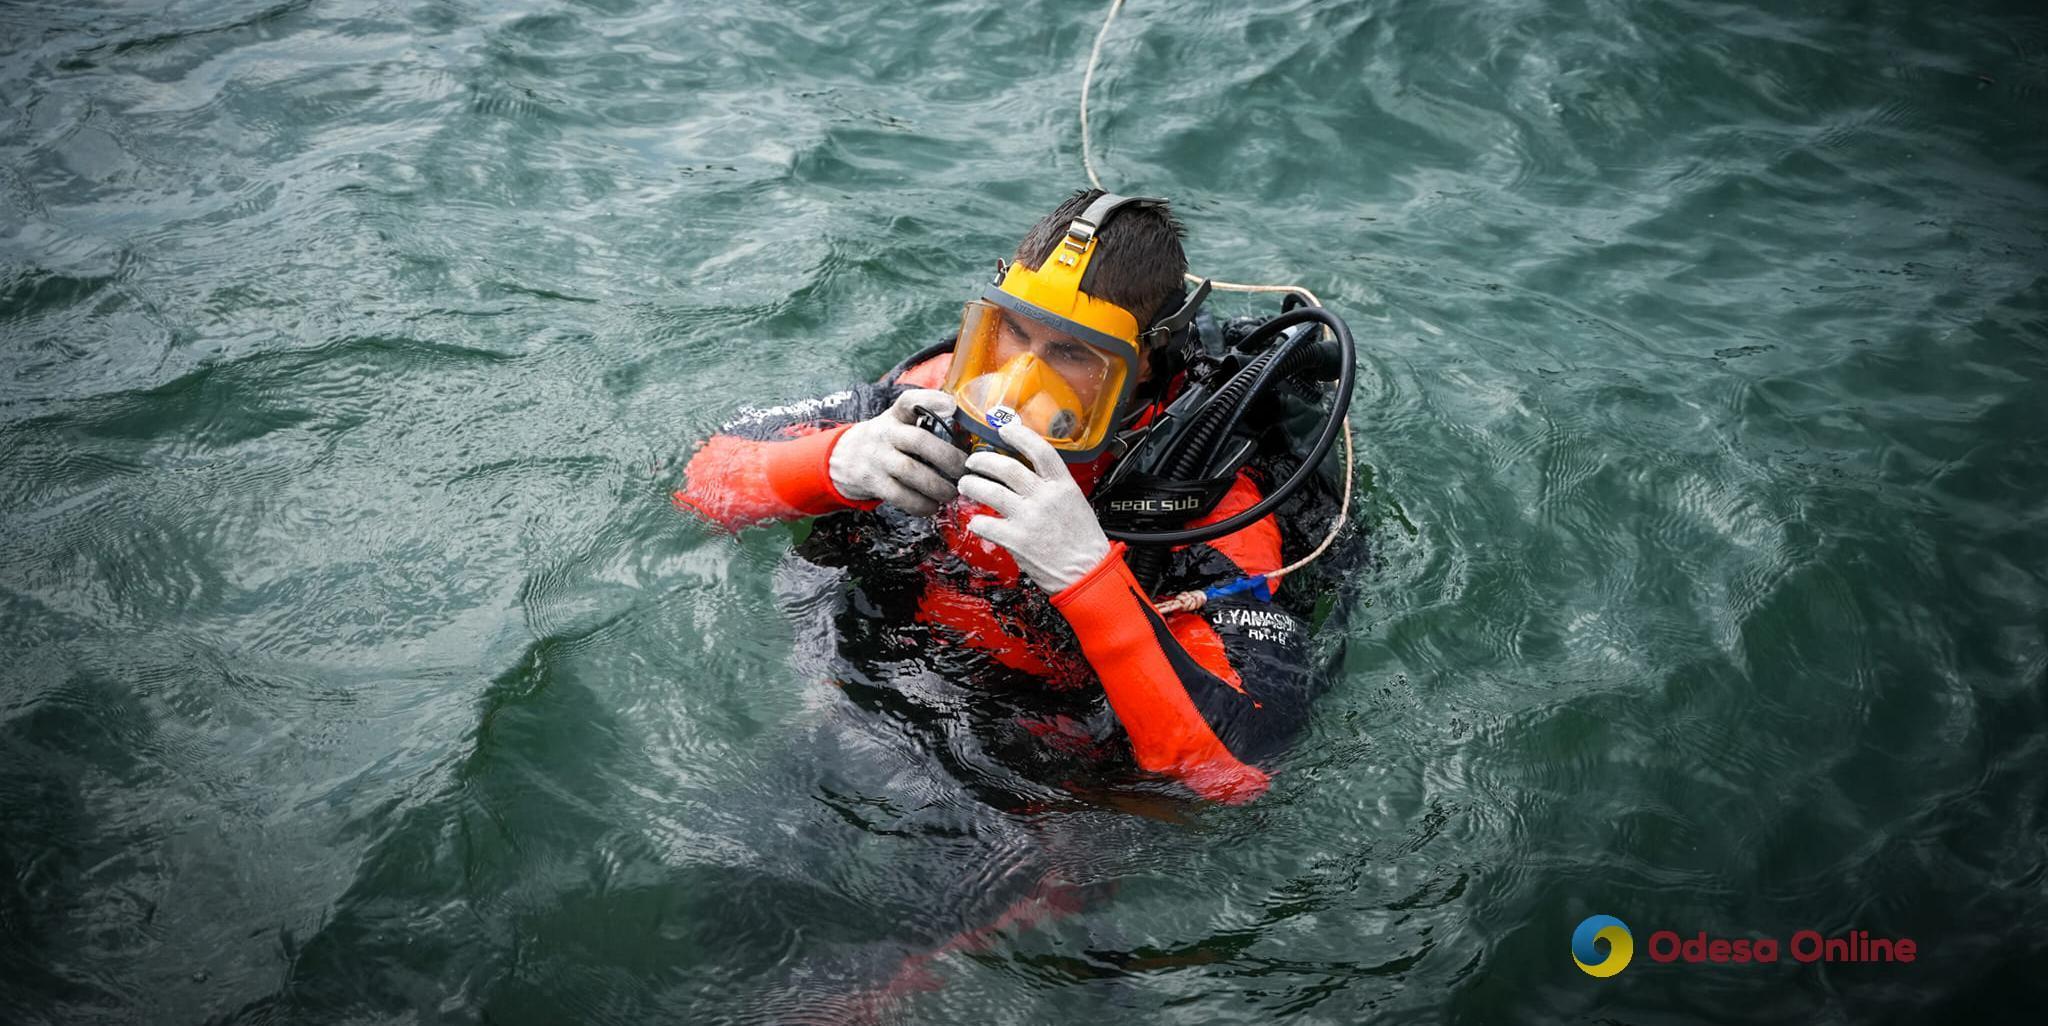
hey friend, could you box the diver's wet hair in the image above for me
[1013,188,1188,332]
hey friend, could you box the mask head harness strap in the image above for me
[1063,193,1210,352]
[1144,277,1211,350]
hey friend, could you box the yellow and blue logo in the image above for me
[1573,915,1633,978]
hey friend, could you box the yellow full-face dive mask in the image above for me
[947,293,1134,459]
[941,192,1213,462]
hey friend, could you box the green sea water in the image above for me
[3,0,2045,1022]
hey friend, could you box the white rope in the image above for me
[1079,0,1126,191]
[1277,417,1355,577]
[1076,0,1358,610]
[1196,277,1324,311]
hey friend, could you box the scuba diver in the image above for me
[672,188,1359,804]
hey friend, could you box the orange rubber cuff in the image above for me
[1051,543,1270,802]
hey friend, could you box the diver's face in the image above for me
[988,307,1150,414]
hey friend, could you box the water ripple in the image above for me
[4,0,2047,1021]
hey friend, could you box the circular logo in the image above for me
[986,405,1017,429]
[1573,915,1633,978]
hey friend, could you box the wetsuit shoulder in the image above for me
[890,352,952,390]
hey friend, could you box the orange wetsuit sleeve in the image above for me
[673,422,885,530]
[672,387,893,531]
[671,350,958,528]
[1048,472,1319,803]
[673,353,960,531]
[1051,542,1273,802]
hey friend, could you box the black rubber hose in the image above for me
[1158,322,1318,483]
[1103,304,1354,548]
[1124,531,1169,591]
[1158,347,1281,481]
[1123,341,1289,592]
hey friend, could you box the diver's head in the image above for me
[1010,188,1190,384]
[945,190,1205,462]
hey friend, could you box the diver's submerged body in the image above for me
[674,348,1324,803]
[672,190,1335,803]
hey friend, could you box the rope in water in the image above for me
[1076,0,1358,614]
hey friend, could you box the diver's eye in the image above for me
[996,316,1031,350]
[1048,340,1091,364]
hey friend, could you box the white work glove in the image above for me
[828,389,970,516]
[955,417,1114,593]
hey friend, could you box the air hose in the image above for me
[1106,304,1353,549]
[1157,310,1337,484]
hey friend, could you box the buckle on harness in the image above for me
[1061,218,1098,262]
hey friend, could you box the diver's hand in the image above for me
[830,389,969,515]
[957,418,1112,593]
